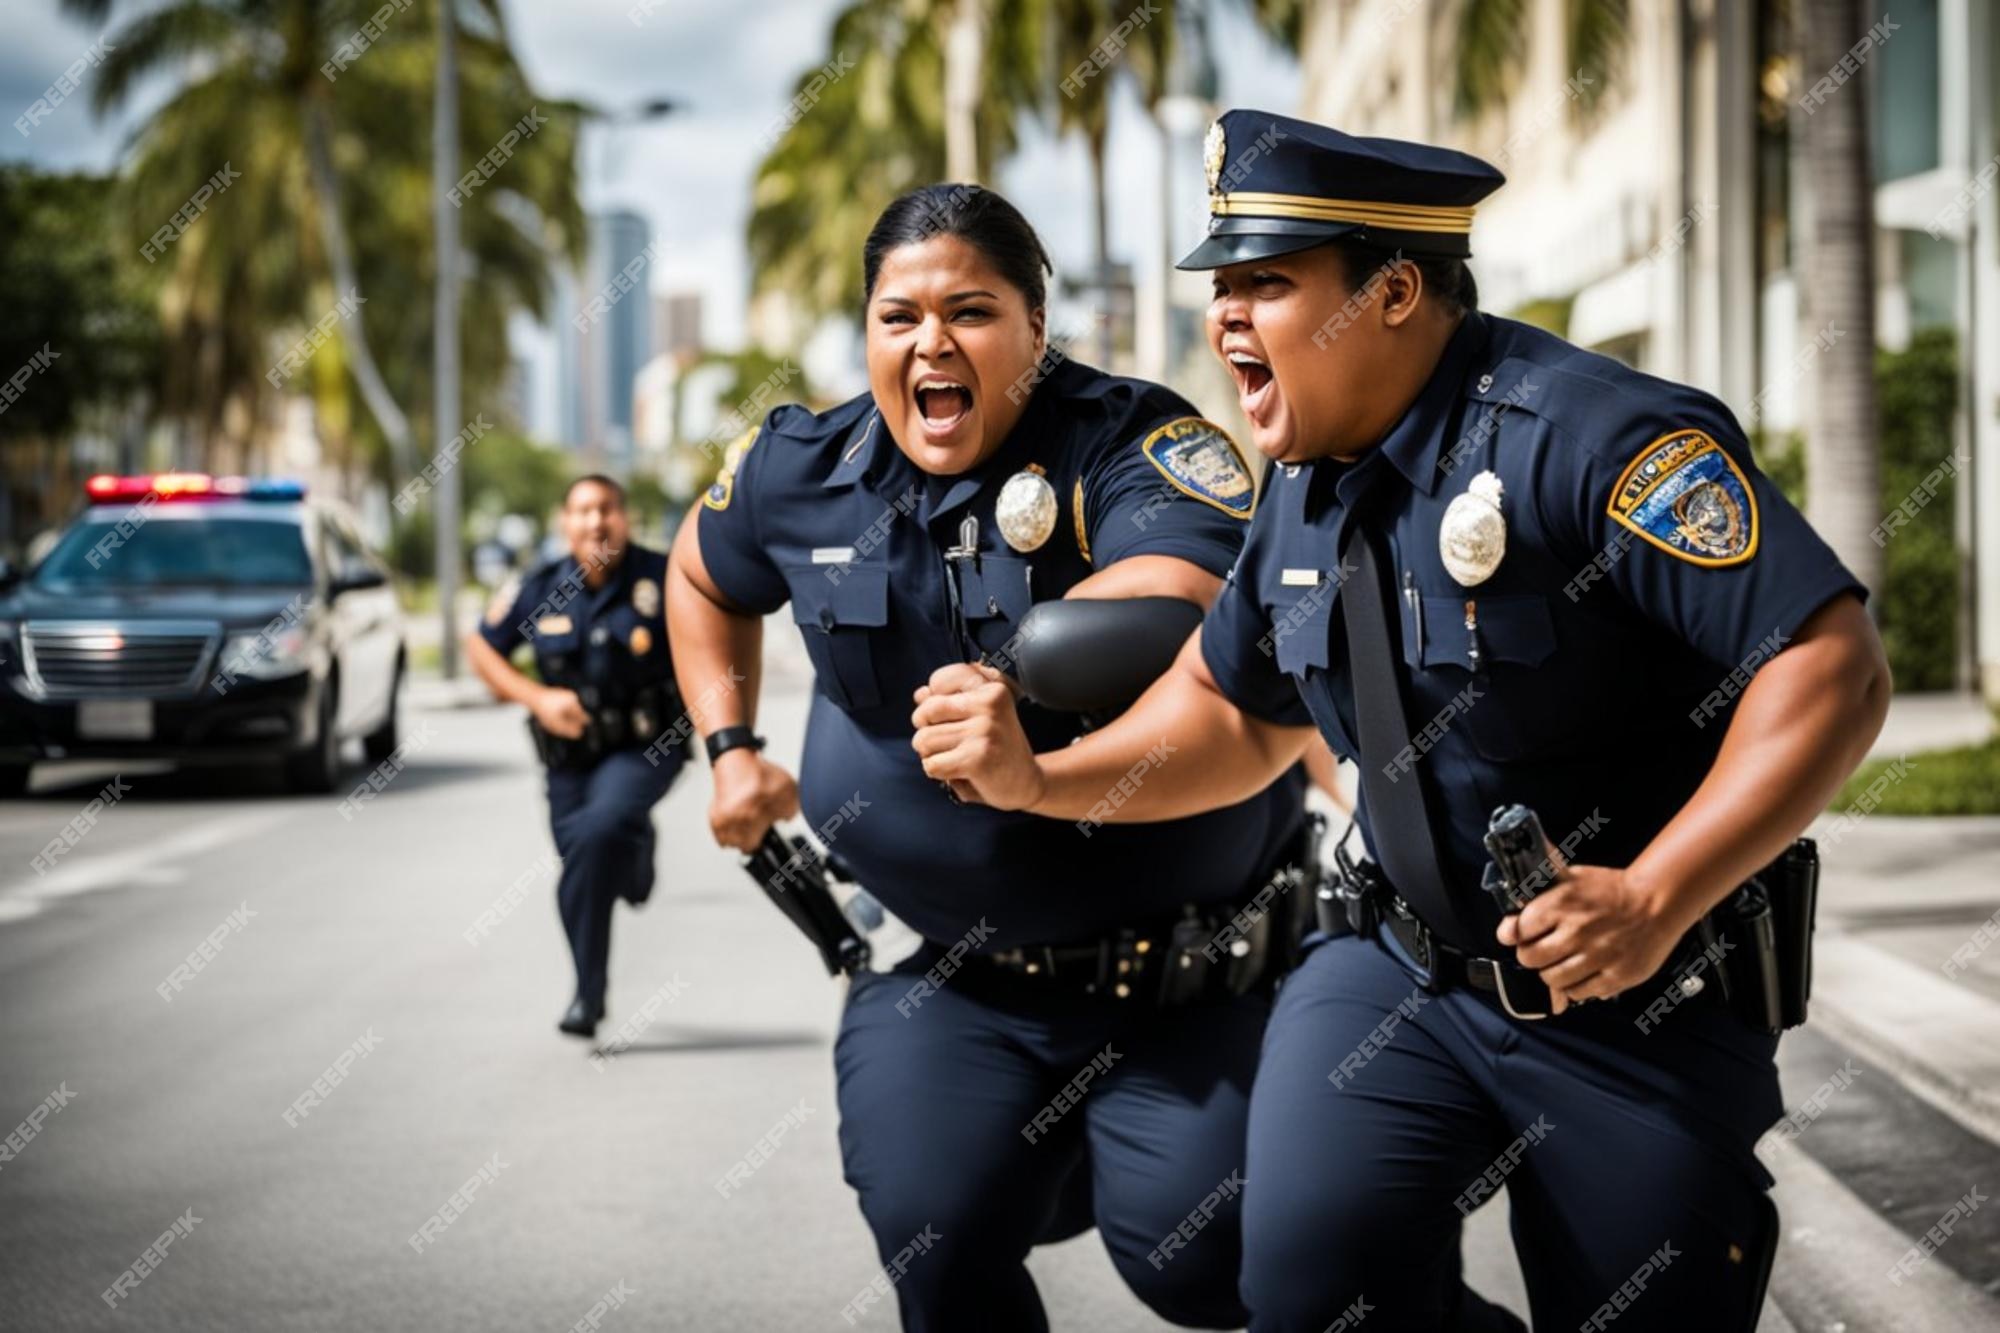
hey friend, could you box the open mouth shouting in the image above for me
[913,374,976,446]
[1225,347,1277,426]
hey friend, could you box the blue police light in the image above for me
[83,474,307,502]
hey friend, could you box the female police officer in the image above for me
[915,113,1891,1330]
[667,185,1305,1331]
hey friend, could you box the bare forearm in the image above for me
[463,632,542,708]
[1029,630,1312,822]
[1065,554,1223,607]
[1627,595,1890,933]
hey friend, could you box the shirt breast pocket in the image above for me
[530,622,584,684]
[1412,592,1561,761]
[1266,585,1360,759]
[786,563,891,711]
[957,556,1035,655]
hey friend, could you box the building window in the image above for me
[1868,0,1941,183]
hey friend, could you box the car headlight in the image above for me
[218,625,311,680]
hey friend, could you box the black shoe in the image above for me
[558,998,603,1039]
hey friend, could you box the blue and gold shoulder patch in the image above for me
[702,426,759,512]
[1607,429,1758,566]
[1140,418,1254,518]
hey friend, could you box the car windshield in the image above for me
[34,515,313,589]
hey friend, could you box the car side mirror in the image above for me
[0,558,17,590]
[330,566,388,598]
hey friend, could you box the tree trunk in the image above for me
[944,0,987,182]
[1089,122,1113,367]
[1798,0,1883,596]
[302,96,416,476]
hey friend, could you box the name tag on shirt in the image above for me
[1280,569,1320,587]
[811,546,856,565]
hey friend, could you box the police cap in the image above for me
[1177,109,1505,269]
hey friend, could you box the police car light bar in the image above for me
[84,474,307,502]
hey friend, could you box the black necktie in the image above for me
[1338,520,1486,953]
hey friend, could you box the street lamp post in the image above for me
[434,0,462,678]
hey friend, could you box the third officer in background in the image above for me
[466,474,684,1040]
[915,111,1892,1330]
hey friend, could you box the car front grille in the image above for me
[22,621,221,698]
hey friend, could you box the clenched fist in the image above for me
[530,685,590,740]
[910,663,1046,810]
[708,748,801,853]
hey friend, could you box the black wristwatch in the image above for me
[705,725,766,766]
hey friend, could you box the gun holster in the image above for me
[1707,838,1818,1035]
[1317,830,1384,940]
[528,716,603,771]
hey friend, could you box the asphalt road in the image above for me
[1,671,1996,1331]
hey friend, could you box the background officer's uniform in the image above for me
[698,359,1306,1331]
[479,544,683,1019]
[1188,112,1865,1331]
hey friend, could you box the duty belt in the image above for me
[969,816,1323,1008]
[529,685,682,770]
[1322,844,1557,1020]
[1325,848,1730,1024]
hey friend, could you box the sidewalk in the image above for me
[1867,691,1994,760]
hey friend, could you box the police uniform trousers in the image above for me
[543,746,684,1008]
[1241,933,1781,1332]
[835,943,1267,1331]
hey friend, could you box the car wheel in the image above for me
[285,680,342,794]
[0,764,29,798]
[363,662,403,765]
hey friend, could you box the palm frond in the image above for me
[1452,0,1529,121]
[89,0,242,116]
[1565,0,1630,117]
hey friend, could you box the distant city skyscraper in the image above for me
[586,210,654,469]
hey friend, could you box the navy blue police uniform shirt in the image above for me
[478,543,674,702]
[1203,311,1864,937]
[698,357,1305,947]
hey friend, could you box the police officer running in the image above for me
[669,185,1308,1331]
[466,474,683,1040]
[915,112,1892,1330]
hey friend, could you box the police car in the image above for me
[0,474,405,795]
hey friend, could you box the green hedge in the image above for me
[1874,329,1960,691]
[1755,330,1960,692]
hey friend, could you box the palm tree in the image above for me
[1450,0,1629,121]
[1796,0,1881,593]
[748,0,1038,323]
[67,0,584,476]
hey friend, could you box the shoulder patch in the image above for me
[703,427,759,512]
[1140,418,1254,518]
[1607,429,1758,566]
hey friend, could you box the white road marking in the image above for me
[0,809,295,923]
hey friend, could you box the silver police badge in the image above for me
[632,577,661,617]
[1439,470,1507,586]
[996,469,1059,553]
[1204,120,1227,193]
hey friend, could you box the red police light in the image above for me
[84,474,306,503]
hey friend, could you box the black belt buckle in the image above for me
[1471,957,1552,1021]
[1381,897,1437,986]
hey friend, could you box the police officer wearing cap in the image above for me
[915,111,1891,1330]
[466,474,683,1040]
[668,184,1308,1330]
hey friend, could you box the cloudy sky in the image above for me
[4,0,1299,358]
